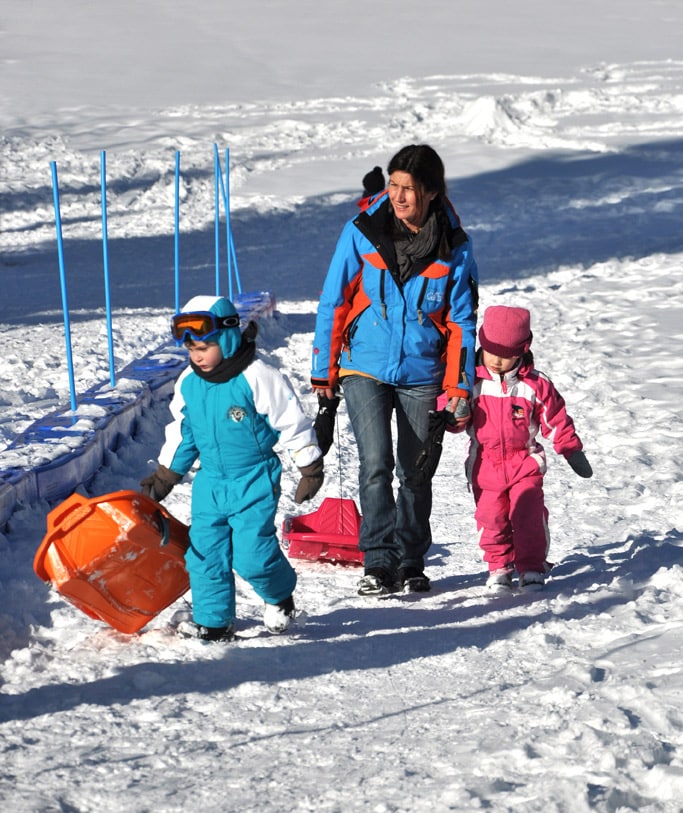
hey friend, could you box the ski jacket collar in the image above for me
[476,351,535,386]
[353,194,468,285]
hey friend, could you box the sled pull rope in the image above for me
[335,408,348,535]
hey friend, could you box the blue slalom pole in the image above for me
[214,150,225,293]
[224,149,233,300]
[223,149,242,295]
[229,234,242,294]
[100,151,116,387]
[213,144,221,296]
[50,161,78,422]
[215,147,242,299]
[174,151,181,313]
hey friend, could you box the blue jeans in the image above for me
[342,375,440,576]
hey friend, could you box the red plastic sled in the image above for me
[282,497,363,565]
[34,490,190,634]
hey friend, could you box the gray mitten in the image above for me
[567,451,593,479]
[140,465,183,501]
[452,398,471,420]
[295,458,324,504]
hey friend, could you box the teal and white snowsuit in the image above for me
[158,296,321,628]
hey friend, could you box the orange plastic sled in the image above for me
[34,490,190,634]
[282,497,363,565]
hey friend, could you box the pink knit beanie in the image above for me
[478,306,532,357]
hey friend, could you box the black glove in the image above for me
[140,465,183,501]
[410,410,455,486]
[313,392,340,456]
[295,457,324,504]
[362,166,386,197]
[567,450,593,478]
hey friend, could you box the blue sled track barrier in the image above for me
[0,291,276,530]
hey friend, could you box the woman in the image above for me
[311,144,478,596]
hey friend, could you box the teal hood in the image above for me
[178,295,241,359]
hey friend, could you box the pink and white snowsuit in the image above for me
[464,355,584,575]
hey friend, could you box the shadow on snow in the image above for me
[2,137,682,323]
[1,528,681,724]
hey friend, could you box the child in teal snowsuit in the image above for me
[141,295,324,641]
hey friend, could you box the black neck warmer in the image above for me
[190,320,258,383]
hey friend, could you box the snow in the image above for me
[1,1,683,810]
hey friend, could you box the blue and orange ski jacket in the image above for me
[311,193,479,399]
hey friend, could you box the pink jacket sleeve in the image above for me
[534,373,584,458]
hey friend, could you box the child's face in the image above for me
[186,340,223,373]
[482,349,519,375]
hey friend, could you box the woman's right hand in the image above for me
[314,386,338,400]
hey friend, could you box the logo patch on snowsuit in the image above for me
[228,406,247,422]
[512,405,525,421]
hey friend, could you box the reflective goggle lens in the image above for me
[171,311,240,342]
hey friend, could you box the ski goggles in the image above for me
[171,311,241,342]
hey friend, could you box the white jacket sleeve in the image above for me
[157,366,197,473]
[245,359,322,467]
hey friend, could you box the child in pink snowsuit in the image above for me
[464,305,593,591]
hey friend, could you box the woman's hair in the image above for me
[387,144,446,196]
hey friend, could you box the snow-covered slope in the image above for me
[1,2,683,811]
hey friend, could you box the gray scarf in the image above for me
[393,212,439,282]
